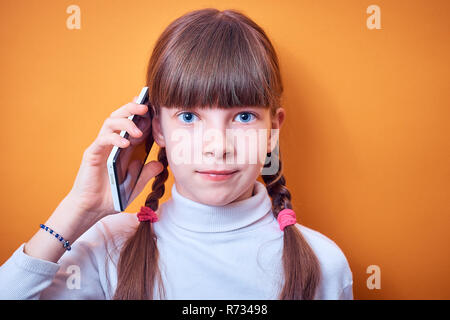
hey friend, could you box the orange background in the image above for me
[0,0,449,299]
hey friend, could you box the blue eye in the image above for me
[178,112,198,124]
[235,112,256,123]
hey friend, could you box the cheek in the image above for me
[166,156,194,178]
[163,123,271,167]
[163,138,197,174]
[234,127,270,157]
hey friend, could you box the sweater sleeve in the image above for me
[339,282,354,300]
[0,222,109,300]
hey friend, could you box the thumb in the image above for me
[128,161,165,203]
[142,160,164,181]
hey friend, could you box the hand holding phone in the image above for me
[67,87,162,223]
[107,87,158,212]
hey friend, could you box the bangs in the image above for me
[147,9,281,113]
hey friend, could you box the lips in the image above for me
[196,169,238,181]
[195,170,238,175]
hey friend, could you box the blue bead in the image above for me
[63,241,71,251]
[39,224,71,250]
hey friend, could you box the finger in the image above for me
[110,100,148,119]
[100,117,143,137]
[102,132,129,149]
[128,161,164,204]
[84,132,129,162]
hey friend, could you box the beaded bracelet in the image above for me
[39,224,72,251]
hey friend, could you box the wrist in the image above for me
[24,195,96,263]
[44,195,96,245]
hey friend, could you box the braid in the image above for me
[144,147,169,210]
[262,153,292,214]
[113,147,170,300]
[262,151,322,299]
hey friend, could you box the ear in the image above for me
[151,107,166,148]
[267,107,286,153]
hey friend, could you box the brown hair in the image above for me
[112,8,321,300]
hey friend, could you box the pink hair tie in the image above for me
[277,208,297,231]
[137,206,159,223]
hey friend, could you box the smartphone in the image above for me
[107,87,155,212]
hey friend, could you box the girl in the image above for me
[0,8,353,300]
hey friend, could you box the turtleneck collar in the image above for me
[162,180,274,233]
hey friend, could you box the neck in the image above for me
[161,180,274,233]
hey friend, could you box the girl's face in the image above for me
[152,105,285,206]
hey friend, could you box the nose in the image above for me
[202,125,235,163]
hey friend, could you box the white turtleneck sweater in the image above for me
[0,181,353,299]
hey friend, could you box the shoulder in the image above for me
[72,212,140,257]
[85,206,165,251]
[96,211,140,233]
[294,223,353,298]
[93,212,140,247]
